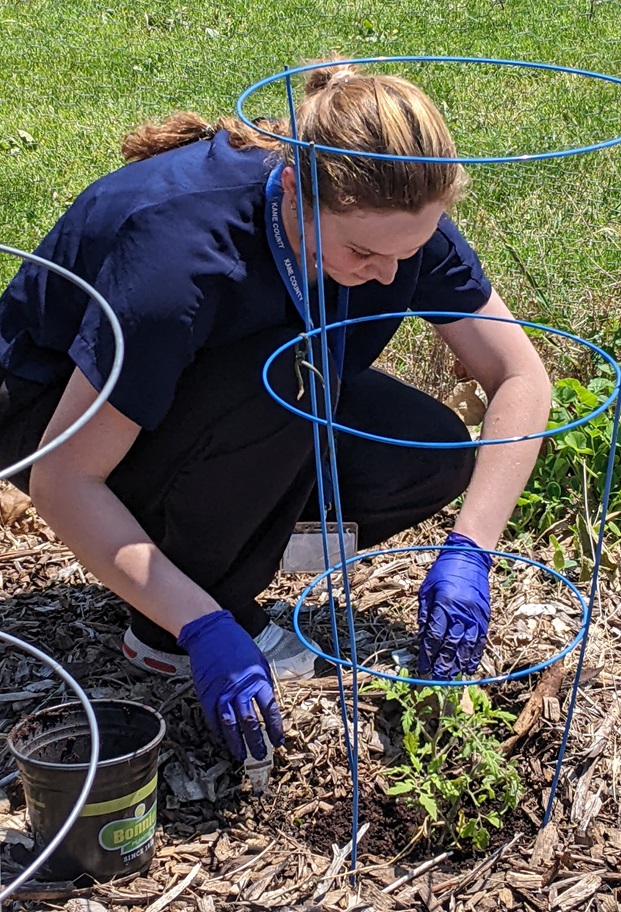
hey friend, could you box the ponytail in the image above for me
[121,111,214,162]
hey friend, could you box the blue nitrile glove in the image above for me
[177,611,284,762]
[417,532,492,679]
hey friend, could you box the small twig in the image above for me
[382,850,453,894]
[200,839,277,886]
[1,881,87,902]
[0,545,71,562]
[312,822,370,901]
[379,820,428,867]
[144,862,201,912]
[582,459,598,568]
[432,831,522,896]
[157,680,194,714]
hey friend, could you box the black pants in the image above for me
[0,328,475,644]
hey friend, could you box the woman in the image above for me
[0,60,550,762]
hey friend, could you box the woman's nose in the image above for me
[367,257,398,285]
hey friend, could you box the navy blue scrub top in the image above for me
[0,130,492,431]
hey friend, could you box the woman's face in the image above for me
[280,163,445,287]
[309,202,445,287]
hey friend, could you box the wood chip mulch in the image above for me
[1,485,621,912]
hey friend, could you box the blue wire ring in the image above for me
[263,311,621,448]
[237,56,621,164]
[293,544,587,687]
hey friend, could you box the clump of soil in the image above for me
[280,780,540,864]
[296,784,427,858]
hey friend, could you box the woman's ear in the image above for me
[281,166,298,205]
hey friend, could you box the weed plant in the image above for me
[510,365,621,575]
[370,674,523,851]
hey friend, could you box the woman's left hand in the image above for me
[417,532,491,679]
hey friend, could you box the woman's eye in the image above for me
[350,249,370,260]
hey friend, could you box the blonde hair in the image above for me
[122,59,467,213]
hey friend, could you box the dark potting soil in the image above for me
[11,702,162,764]
[300,787,425,859]
[19,728,144,764]
[284,783,539,863]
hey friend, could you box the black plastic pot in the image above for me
[8,699,166,882]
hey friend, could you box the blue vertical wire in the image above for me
[283,75,356,774]
[285,65,356,770]
[308,144,361,869]
[284,73,332,556]
[543,384,621,824]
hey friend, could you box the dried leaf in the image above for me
[17,129,36,145]
[592,822,621,850]
[0,826,34,849]
[595,894,618,912]
[66,900,108,912]
[459,688,475,715]
[162,761,208,801]
[213,832,235,862]
[497,887,515,909]
[144,862,201,912]
[530,820,559,867]
[0,486,32,526]
[549,873,601,910]
[197,898,216,912]
[444,380,486,426]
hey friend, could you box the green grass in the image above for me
[1,0,621,353]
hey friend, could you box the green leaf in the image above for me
[552,547,566,572]
[402,707,415,734]
[459,818,477,838]
[17,128,37,146]
[418,792,439,820]
[554,381,579,403]
[561,430,591,453]
[473,826,490,850]
[386,780,415,795]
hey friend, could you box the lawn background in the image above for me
[1,0,620,352]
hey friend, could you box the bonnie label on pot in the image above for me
[98,801,157,860]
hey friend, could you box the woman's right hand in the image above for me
[177,611,284,761]
[30,369,283,762]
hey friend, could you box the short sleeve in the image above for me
[68,212,209,431]
[412,214,492,324]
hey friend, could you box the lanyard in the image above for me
[264,162,349,377]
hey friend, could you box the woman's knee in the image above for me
[434,401,475,495]
[335,374,477,541]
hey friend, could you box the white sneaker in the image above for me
[122,627,190,677]
[122,620,318,681]
[254,621,318,681]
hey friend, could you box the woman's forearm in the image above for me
[31,473,220,636]
[453,373,551,550]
